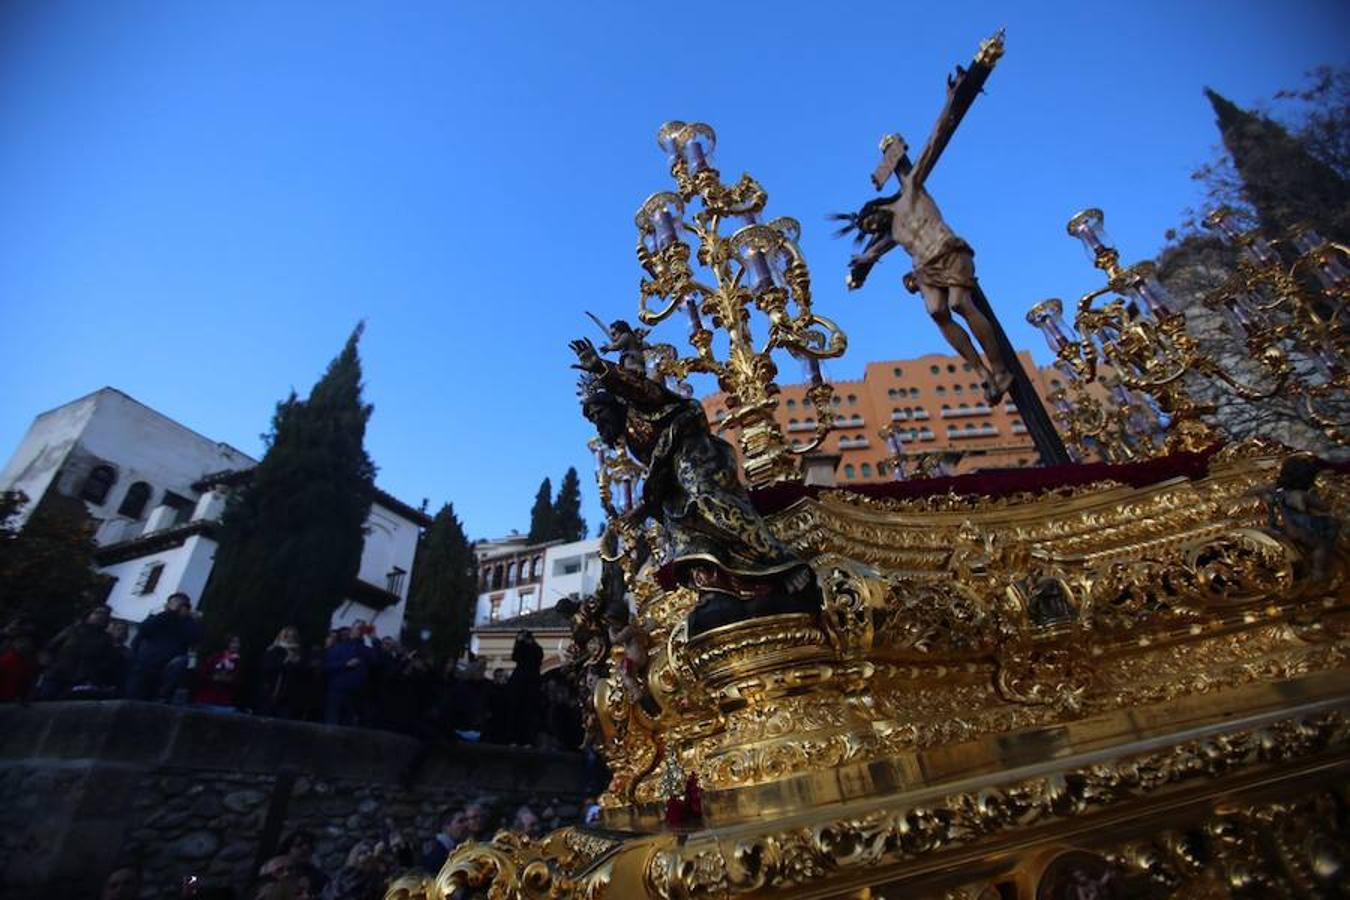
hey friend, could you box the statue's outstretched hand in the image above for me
[570,337,604,373]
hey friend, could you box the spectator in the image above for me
[127,593,204,701]
[107,620,133,691]
[193,635,244,710]
[100,863,143,900]
[450,656,489,739]
[506,631,543,745]
[42,605,121,700]
[421,807,468,873]
[321,840,392,900]
[463,800,493,843]
[259,627,308,718]
[279,830,328,897]
[511,804,542,839]
[0,619,39,702]
[322,626,374,726]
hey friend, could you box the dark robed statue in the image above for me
[570,336,818,636]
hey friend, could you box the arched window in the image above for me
[492,565,504,590]
[965,423,978,432]
[786,399,797,409]
[117,481,152,519]
[532,557,542,579]
[959,403,969,410]
[946,364,956,373]
[953,384,963,394]
[507,562,517,586]
[861,463,873,477]
[850,415,862,425]
[935,386,946,396]
[843,464,855,479]
[962,363,973,372]
[893,367,903,377]
[877,462,889,476]
[846,394,857,405]
[788,418,799,426]
[929,365,940,374]
[80,465,116,505]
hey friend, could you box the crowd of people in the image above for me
[98,795,604,900]
[0,593,586,752]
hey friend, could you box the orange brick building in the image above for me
[701,350,1073,483]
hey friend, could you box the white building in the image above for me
[0,388,430,638]
[468,535,602,672]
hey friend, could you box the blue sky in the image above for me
[1,2,1345,539]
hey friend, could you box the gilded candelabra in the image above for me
[633,122,847,488]
[1027,298,1162,463]
[1028,208,1306,455]
[1202,207,1349,444]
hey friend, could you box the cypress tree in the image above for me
[0,490,104,640]
[404,503,477,663]
[551,467,587,542]
[527,478,554,542]
[1205,88,1350,239]
[203,324,376,657]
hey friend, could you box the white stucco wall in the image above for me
[540,538,602,607]
[0,393,100,526]
[330,501,420,639]
[102,533,218,625]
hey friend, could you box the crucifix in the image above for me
[835,29,1071,467]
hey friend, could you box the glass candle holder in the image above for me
[1066,208,1113,261]
[1026,298,1074,353]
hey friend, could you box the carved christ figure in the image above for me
[838,141,1014,404]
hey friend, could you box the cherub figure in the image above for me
[587,312,650,377]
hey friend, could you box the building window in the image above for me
[893,367,903,377]
[492,566,503,590]
[161,491,194,526]
[507,562,517,586]
[936,386,946,396]
[117,481,152,519]
[846,394,857,405]
[962,363,973,372]
[909,387,920,397]
[386,566,407,596]
[970,383,980,392]
[843,464,855,479]
[887,389,898,399]
[532,556,542,579]
[831,396,841,407]
[947,364,956,373]
[959,402,969,410]
[1051,378,1063,389]
[861,463,872,477]
[81,465,117,505]
[788,417,798,426]
[490,595,503,622]
[786,399,796,409]
[877,462,889,476]
[136,562,165,595]
[953,384,963,394]
[929,365,940,374]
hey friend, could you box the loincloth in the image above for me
[914,237,977,290]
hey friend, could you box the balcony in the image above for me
[911,410,930,420]
[940,405,992,418]
[786,421,817,433]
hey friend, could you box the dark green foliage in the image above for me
[527,478,554,542]
[0,490,106,640]
[203,325,376,656]
[551,467,587,542]
[1204,87,1349,240]
[404,503,477,662]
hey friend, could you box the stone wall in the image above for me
[0,701,590,899]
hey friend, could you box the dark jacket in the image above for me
[323,638,374,694]
[48,623,120,688]
[131,611,204,668]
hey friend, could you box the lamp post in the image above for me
[634,122,847,488]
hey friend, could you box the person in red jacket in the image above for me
[192,635,243,710]
[0,619,39,702]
